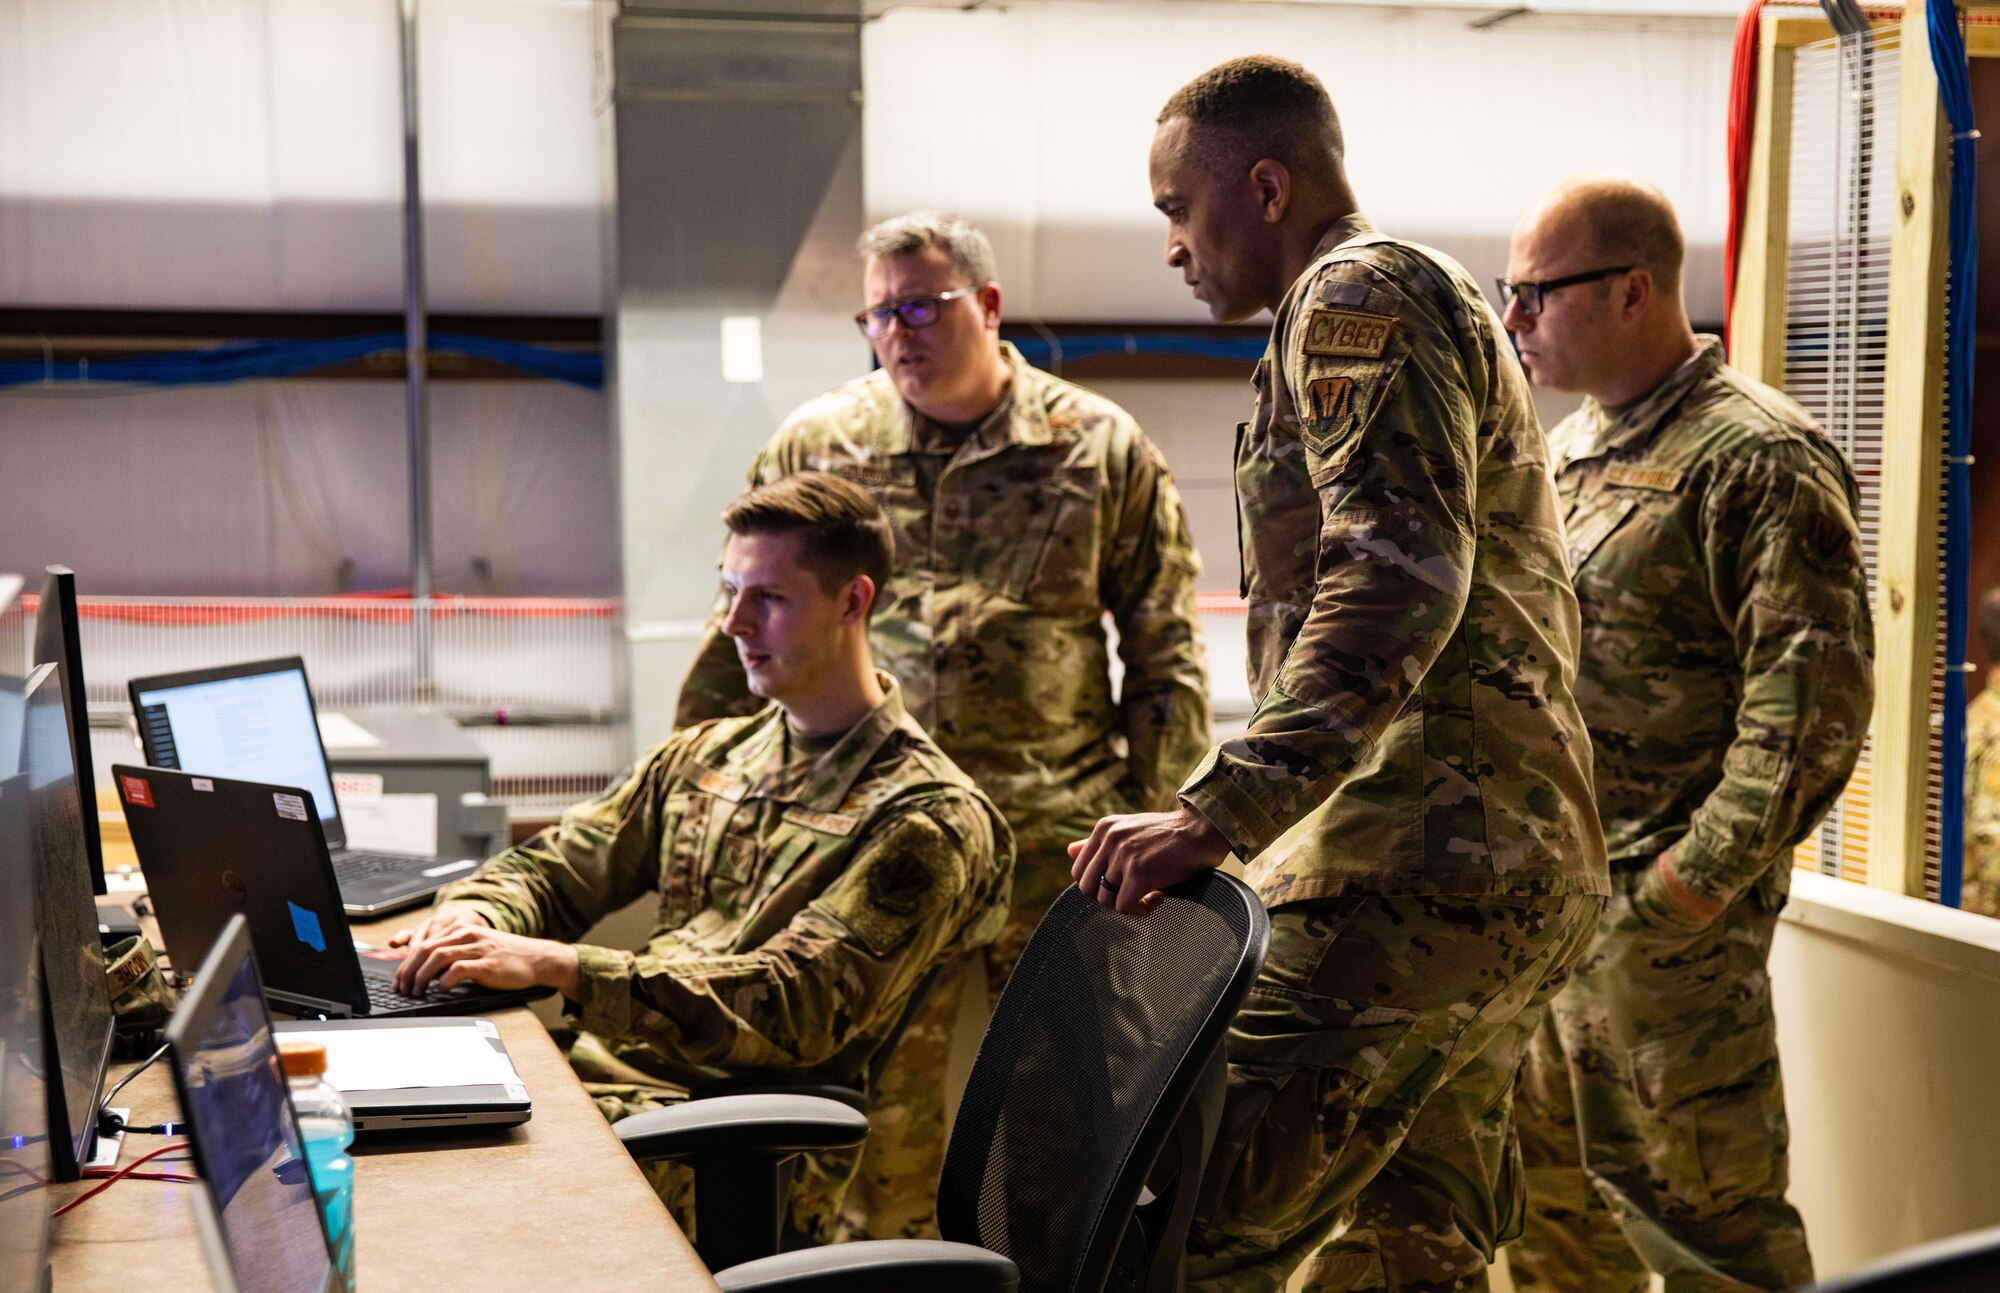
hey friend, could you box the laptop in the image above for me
[165,914,342,1293]
[128,657,482,915]
[114,764,547,1020]
[271,1017,531,1132]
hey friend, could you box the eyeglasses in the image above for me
[1495,266,1634,318]
[853,287,981,338]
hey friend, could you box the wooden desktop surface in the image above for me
[49,883,720,1292]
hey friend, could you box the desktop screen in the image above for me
[173,938,336,1293]
[23,663,115,1177]
[134,667,339,827]
[33,566,107,894]
[0,773,52,1293]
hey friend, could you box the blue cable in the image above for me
[1928,0,1976,905]
[0,332,604,390]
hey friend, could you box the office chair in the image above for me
[1806,1224,2000,1292]
[621,871,1270,1292]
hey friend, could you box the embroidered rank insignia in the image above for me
[782,806,859,836]
[1302,308,1394,359]
[1605,463,1684,493]
[691,766,748,802]
[1306,376,1356,422]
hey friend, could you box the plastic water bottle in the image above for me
[280,1041,357,1292]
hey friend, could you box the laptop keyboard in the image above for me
[365,975,479,1012]
[336,850,439,883]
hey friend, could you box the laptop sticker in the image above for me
[288,901,327,953]
[191,777,213,792]
[120,774,153,808]
[273,792,309,822]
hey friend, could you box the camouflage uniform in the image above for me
[1509,338,1873,1293]
[1962,671,2000,917]
[433,677,1012,1243]
[1178,213,1609,1292]
[675,341,1210,1237]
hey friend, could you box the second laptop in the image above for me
[115,763,544,1019]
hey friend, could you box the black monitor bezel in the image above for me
[23,662,116,1183]
[33,566,106,896]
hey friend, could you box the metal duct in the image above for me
[609,2,868,750]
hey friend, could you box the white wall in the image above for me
[863,1,1736,325]
[0,0,610,314]
[1772,872,2000,1279]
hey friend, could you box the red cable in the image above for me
[1724,0,1766,358]
[52,1141,193,1218]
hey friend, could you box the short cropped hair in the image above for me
[1980,586,2000,662]
[858,211,998,287]
[1157,56,1343,193]
[1557,174,1687,292]
[723,472,895,614]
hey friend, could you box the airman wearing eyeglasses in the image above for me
[675,209,1210,1241]
[1500,173,1872,1293]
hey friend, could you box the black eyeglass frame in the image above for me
[853,286,984,338]
[1495,265,1635,318]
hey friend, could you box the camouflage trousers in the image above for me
[837,953,984,1240]
[561,1028,857,1245]
[1185,892,1602,1293]
[1507,863,1813,1293]
[840,801,1115,1241]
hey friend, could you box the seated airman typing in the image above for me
[389,471,1013,1240]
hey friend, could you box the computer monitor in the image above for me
[22,663,115,1182]
[33,567,106,896]
[166,915,340,1293]
[0,770,51,1293]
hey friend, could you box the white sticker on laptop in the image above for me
[191,778,214,792]
[273,792,310,822]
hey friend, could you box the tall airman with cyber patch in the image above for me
[1070,58,1609,1292]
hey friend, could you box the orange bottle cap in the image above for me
[277,1041,328,1079]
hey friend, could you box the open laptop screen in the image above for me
[133,664,340,832]
[168,917,338,1293]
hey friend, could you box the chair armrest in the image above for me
[690,1079,870,1115]
[614,1094,869,1162]
[714,1240,1019,1293]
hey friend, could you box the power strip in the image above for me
[81,1108,128,1172]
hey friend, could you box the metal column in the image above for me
[399,0,435,702]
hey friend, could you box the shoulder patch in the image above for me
[1305,376,1356,422]
[1302,307,1395,359]
[1605,463,1684,493]
[690,765,748,802]
[782,805,859,836]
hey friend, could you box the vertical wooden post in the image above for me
[1869,0,1953,895]
[1728,17,1796,388]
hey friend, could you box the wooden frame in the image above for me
[1733,1,1971,896]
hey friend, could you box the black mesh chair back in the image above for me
[937,871,1269,1293]
[1810,1225,2000,1292]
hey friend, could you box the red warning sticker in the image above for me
[120,775,154,808]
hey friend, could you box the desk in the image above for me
[49,904,721,1292]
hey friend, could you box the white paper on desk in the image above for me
[283,1024,520,1092]
[317,711,382,749]
[336,791,437,856]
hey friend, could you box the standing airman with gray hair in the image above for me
[676,209,1211,1240]
[1500,173,1872,1292]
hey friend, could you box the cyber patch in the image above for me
[1302,308,1394,358]
[1306,376,1356,422]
